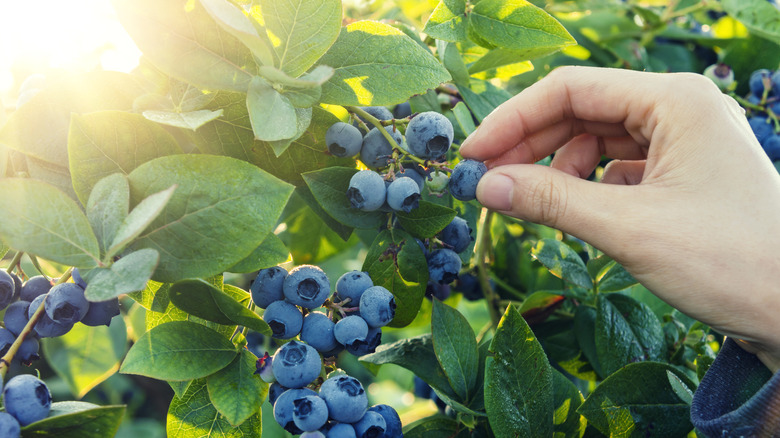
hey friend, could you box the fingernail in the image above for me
[478,173,514,211]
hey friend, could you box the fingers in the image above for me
[600,160,647,185]
[549,134,647,179]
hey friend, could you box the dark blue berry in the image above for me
[20,276,52,302]
[250,266,288,309]
[449,159,487,201]
[272,340,322,389]
[405,111,454,159]
[4,301,30,336]
[45,283,89,324]
[0,328,15,356]
[28,294,73,338]
[413,376,433,399]
[750,69,772,97]
[369,405,402,438]
[359,286,395,328]
[750,116,774,144]
[438,216,473,253]
[335,271,373,305]
[327,122,364,157]
[301,312,339,353]
[293,395,329,432]
[274,388,317,434]
[354,410,386,438]
[0,412,20,438]
[427,249,462,284]
[71,268,88,289]
[319,376,368,423]
[80,298,120,327]
[2,374,52,426]
[393,102,412,119]
[353,106,393,134]
[396,167,425,192]
[360,127,401,169]
[17,338,40,365]
[763,134,780,161]
[334,315,368,346]
[345,326,381,357]
[263,300,303,339]
[283,265,331,309]
[326,423,357,438]
[268,382,287,406]
[0,270,16,311]
[386,177,420,212]
[347,170,387,212]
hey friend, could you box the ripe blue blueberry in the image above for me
[359,126,402,169]
[0,270,16,311]
[405,111,454,159]
[396,166,425,191]
[28,294,74,338]
[427,249,462,284]
[763,134,780,161]
[4,301,30,336]
[749,116,774,144]
[345,326,382,357]
[386,177,421,212]
[269,382,287,406]
[20,275,52,302]
[393,102,412,119]
[283,265,331,309]
[0,328,15,356]
[335,271,373,305]
[449,159,487,201]
[3,374,52,426]
[347,170,387,212]
[250,266,288,309]
[71,268,88,289]
[439,216,473,254]
[272,340,322,389]
[353,106,393,134]
[263,300,303,339]
[772,70,780,97]
[45,283,90,324]
[301,432,327,438]
[326,423,357,438]
[17,338,40,365]
[293,394,329,432]
[425,282,451,301]
[369,405,402,438]
[301,312,339,353]
[454,273,483,301]
[245,330,265,357]
[327,122,364,157]
[334,315,369,346]
[80,298,121,327]
[353,410,386,438]
[750,69,772,96]
[413,376,433,399]
[0,412,20,438]
[9,273,21,301]
[359,286,396,328]
[274,387,317,434]
[319,375,368,423]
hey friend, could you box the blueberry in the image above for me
[255,352,276,383]
[763,134,780,161]
[353,410,386,438]
[393,102,412,119]
[345,326,381,357]
[302,432,327,438]
[749,94,763,107]
[369,405,402,438]
[301,312,339,353]
[3,374,52,426]
[272,340,322,389]
[283,265,331,309]
[449,159,487,201]
[28,294,74,338]
[427,249,462,284]
[352,106,393,134]
[0,328,15,356]
[454,273,483,301]
[20,276,52,302]
[274,387,317,434]
[80,298,120,327]
[750,69,772,97]
[438,216,473,254]
[293,394,329,432]
[0,270,16,311]
[359,286,396,328]
[333,315,369,346]
[250,266,288,309]
[9,273,22,302]
[319,375,368,423]
[45,283,89,324]
[263,300,303,339]
[326,423,357,438]
[245,330,265,357]
[347,170,387,212]
[0,412,20,438]
[360,126,402,169]
[4,301,30,336]
[772,70,780,97]
[268,382,287,406]
[386,177,421,212]
[405,111,454,159]
[71,268,88,289]
[327,122,364,157]
[749,116,775,144]
[396,167,425,192]
[426,170,449,192]
[425,282,451,301]
[322,343,345,358]
[413,375,433,399]
[335,271,373,305]
[17,338,40,365]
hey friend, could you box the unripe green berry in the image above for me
[703,63,734,92]
[426,170,449,192]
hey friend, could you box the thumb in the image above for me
[476,164,634,244]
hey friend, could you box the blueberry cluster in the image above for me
[417,215,474,292]
[744,68,780,161]
[0,374,53,435]
[250,265,403,436]
[0,269,120,366]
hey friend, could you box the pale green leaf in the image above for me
[247,76,298,141]
[84,248,160,301]
[86,173,130,256]
[199,0,275,66]
[424,0,469,42]
[207,350,268,426]
[107,185,177,260]
[142,109,224,131]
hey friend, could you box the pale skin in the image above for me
[459,66,780,372]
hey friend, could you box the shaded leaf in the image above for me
[531,239,593,289]
[227,233,289,273]
[167,379,262,437]
[431,300,478,402]
[207,350,268,427]
[302,167,386,229]
[107,185,176,260]
[21,402,125,438]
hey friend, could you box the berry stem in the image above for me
[4,252,23,274]
[28,256,49,279]
[474,209,501,328]
[346,105,401,150]
[0,268,73,380]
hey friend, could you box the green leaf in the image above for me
[142,109,224,131]
[170,380,193,400]
[456,79,511,122]
[246,76,298,142]
[267,106,314,157]
[86,173,130,256]
[0,179,100,268]
[199,0,275,66]
[531,239,593,289]
[573,305,604,379]
[467,48,544,74]
[106,185,176,260]
[260,0,342,78]
[595,294,665,376]
[437,40,470,86]
[169,279,271,336]
[552,369,586,438]
[207,350,268,427]
[721,0,780,46]
[67,111,183,205]
[302,167,386,229]
[396,201,457,239]
[279,202,358,264]
[667,370,693,405]
[128,280,170,313]
[112,0,258,91]
[41,316,127,398]
[21,402,125,438]
[84,249,160,301]
[258,65,334,89]
[227,233,289,273]
[468,0,575,51]
[319,20,451,106]
[485,305,553,438]
[451,102,476,136]
[431,300,478,402]
[167,379,262,438]
[361,334,459,401]
[424,0,469,43]
[362,229,428,327]
[120,321,238,381]
[295,186,354,241]
[597,260,637,293]
[403,415,469,438]
[127,155,294,283]
[578,362,695,437]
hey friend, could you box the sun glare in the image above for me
[0,0,141,98]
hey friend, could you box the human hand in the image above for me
[459,66,780,371]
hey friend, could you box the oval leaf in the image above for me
[431,300,479,402]
[84,248,160,301]
[207,350,269,427]
[21,402,126,438]
[167,379,262,438]
[531,239,593,289]
[106,185,176,259]
[396,201,457,239]
[86,173,130,256]
[142,109,224,131]
[468,0,575,51]
[302,167,386,229]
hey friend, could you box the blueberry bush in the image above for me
[0,0,779,436]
